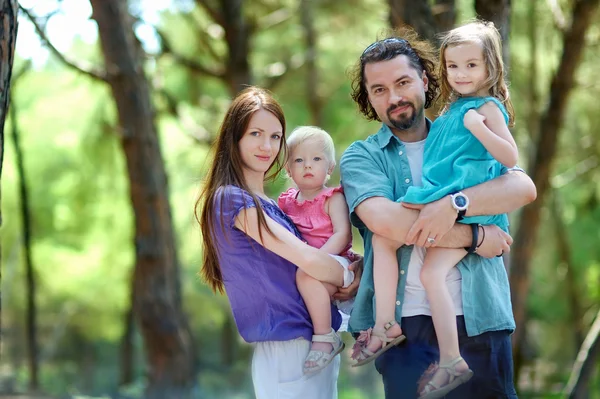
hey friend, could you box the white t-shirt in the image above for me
[400,139,464,316]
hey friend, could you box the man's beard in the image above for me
[387,101,418,130]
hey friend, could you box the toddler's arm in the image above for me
[320,191,352,255]
[464,101,518,168]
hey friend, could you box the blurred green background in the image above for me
[1,0,600,398]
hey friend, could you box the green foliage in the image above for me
[3,0,600,397]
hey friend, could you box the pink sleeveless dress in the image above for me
[277,186,352,258]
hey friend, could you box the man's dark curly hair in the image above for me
[350,27,440,121]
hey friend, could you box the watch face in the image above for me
[454,195,468,209]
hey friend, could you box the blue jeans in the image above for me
[374,315,518,398]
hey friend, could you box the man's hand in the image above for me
[405,196,456,247]
[477,225,512,258]
[332,256,363,301]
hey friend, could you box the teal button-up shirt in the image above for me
[340,123,516,337]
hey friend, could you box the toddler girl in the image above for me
[278,126,355,375]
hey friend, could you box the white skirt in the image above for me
[252,337,340,399]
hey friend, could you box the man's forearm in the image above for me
[356,198,417,244]
[357,198,472,249]
[437,223,471,248]
[463,169,537,217]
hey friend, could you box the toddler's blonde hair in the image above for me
[286,126,336,167]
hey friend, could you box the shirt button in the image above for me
[400,270,405,275]
[399,150,404,156]
[405,178,410,183]
[396,300,401,306]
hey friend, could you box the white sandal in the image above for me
[302,329,345,375]
[418,356,474,399]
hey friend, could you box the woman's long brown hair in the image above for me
[195,87,287,293]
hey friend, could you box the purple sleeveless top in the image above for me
[212,185,342,342]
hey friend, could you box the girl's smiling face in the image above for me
[445,42,489,97]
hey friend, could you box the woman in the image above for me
[196,86,354,398]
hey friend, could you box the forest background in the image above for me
[1,0,600,398]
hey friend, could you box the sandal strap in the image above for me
[312,329,340,344]
[383,320,397,331]
[439,356,465,376]
[366,321,402,347]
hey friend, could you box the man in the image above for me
[340,30,536,398]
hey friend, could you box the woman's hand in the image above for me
[332,255,363,301]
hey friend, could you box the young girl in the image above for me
[197,87,347,399]
[277,126,355,374]
[354,21,518,398]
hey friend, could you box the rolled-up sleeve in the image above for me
[340,142,394,229]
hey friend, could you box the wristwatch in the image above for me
[450,192,469,221]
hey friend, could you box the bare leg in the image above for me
[369,234,404,353]
[419,247,470,389]
[296,268,338,368]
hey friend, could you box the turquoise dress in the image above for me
[402,96,509,229]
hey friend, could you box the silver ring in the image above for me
[427,237,435,244]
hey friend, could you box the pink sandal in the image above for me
[418,356,474,398]
[351,320,406,367]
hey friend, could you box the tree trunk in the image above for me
[119,273,135,387]
[220,0,252,95]
[550,194,584,348]
[474,0,511,70]
[388,0,455,42]
[388,0,439,44]
[509,0,600,379]
[564,308,600,398]
[432,0,456,33]
[88,1,196,397]
[0,0,19,362]
[526,0,539,145]
[300,0,322,126]
[388,0,455,119]
[9,95,38,390]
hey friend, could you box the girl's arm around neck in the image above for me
[320,192,352,255]
[464,101,519,168]
[234,207,344,286]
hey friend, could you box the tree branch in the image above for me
[263,54,306,92]
[156,88,214,146]
[155,28,225,79]
[195,0,225,27]
[12,60,32,83]
[546,0,567,32]
[20,6,108,82]
[181,11,223,63]
[551,155,598,188]
[256,7,294,30]
[564,307,600,397]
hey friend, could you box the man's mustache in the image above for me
[387,101,414,115]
